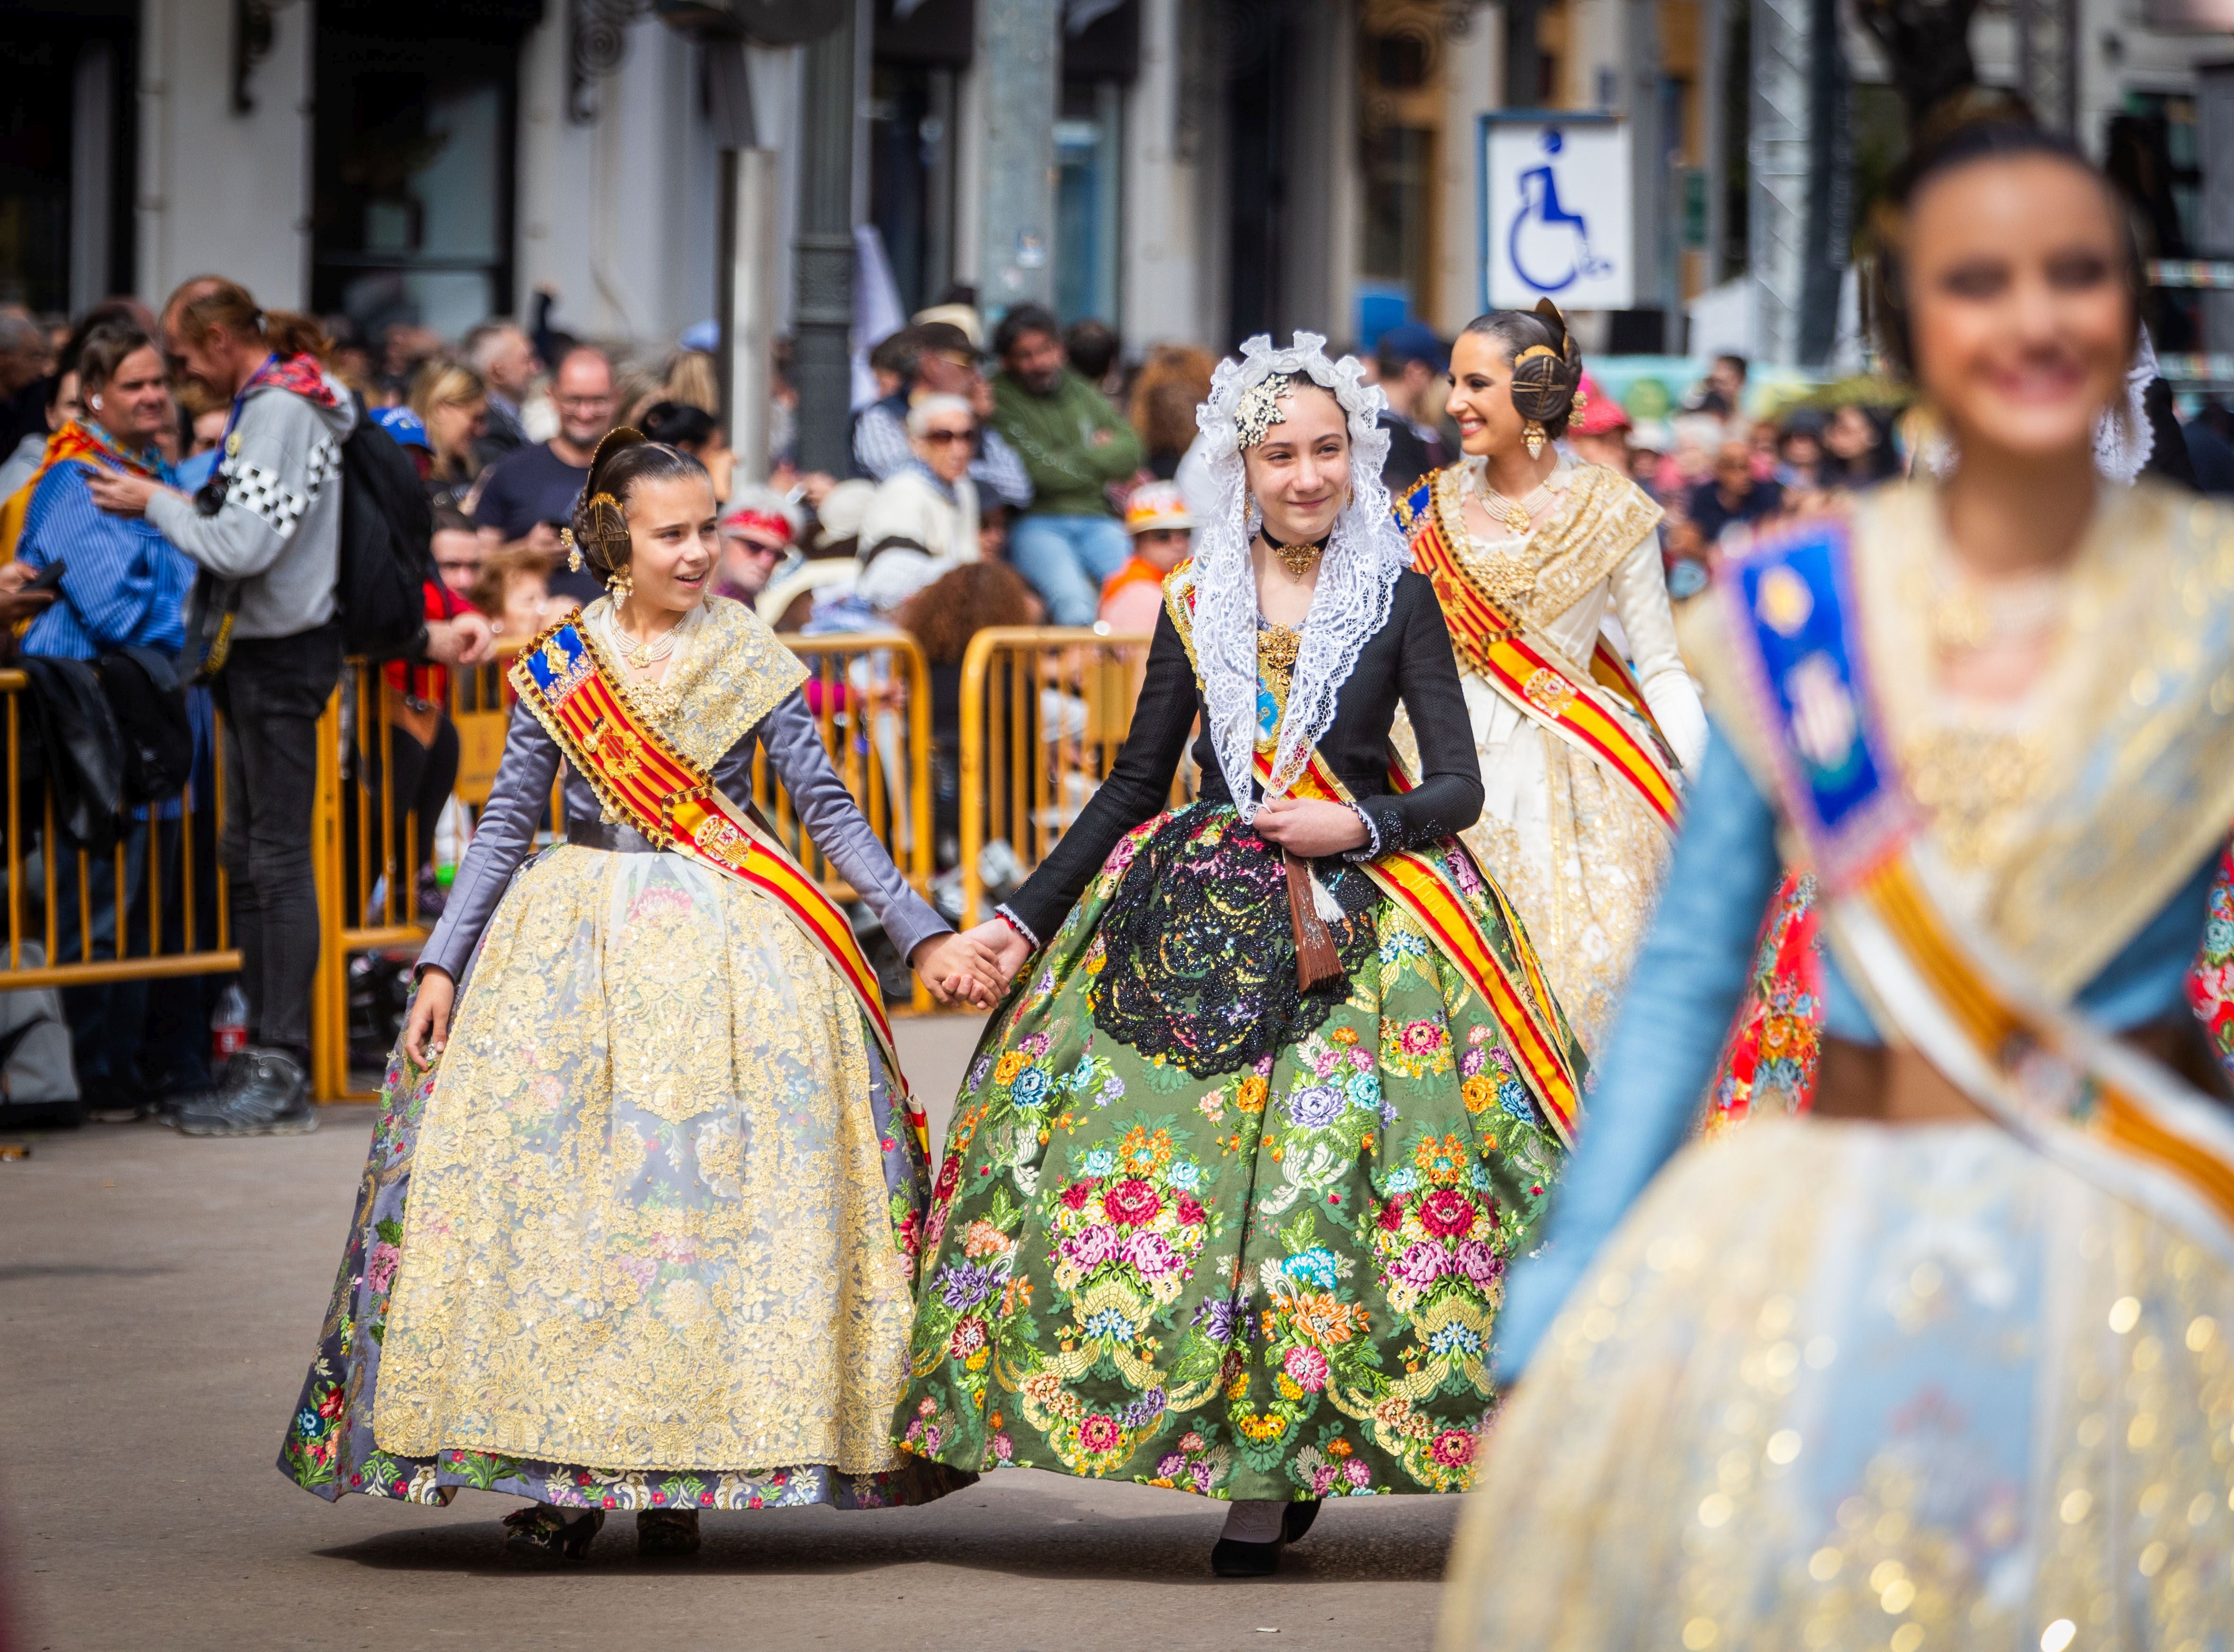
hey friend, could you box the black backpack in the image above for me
[335,402,436,661]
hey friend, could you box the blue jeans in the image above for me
[1007,512,1133,627]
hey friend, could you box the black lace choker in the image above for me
[1258,526,1334,552]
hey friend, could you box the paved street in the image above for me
[0,1015,1456,1652]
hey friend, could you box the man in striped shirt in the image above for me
[15,327,193,661]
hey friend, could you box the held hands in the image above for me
[1253,797,1369,860]
[925,918,1033,1004]
[403,968,456,1064]
[910,931,1010,1009]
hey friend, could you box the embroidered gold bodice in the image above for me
[1431,461,1665,630]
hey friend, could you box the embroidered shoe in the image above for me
[637,1508,701,1558]
[502,1505,604,1567]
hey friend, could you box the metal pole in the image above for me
[1505,0,1545,109]
[791,7,860,476]
[1749,0,1809,365]
[978,0,1063,320]
[721,146,781,485]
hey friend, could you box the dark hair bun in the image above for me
[1509,298,1582,431]
[567,427,716,580]
[568,426,646,577]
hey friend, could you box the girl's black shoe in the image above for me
[1211,1537,1282,1578]
[637,1507,702,1558]
[502,1505,604,1567]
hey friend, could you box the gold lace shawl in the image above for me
[1427,461,1664,630]
[577,593,807,771]
[1698,478,2234,1000]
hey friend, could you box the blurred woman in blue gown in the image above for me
[1440,121,2234,1652]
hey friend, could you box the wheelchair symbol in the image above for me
[1508,130,1613,294]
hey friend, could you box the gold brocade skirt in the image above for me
[372,844,920,1476]
[1463,721,1671,1059]
[1438,1117,2234,1652]
[1398,686,1672,1058]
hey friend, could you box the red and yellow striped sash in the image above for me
[1860,856,2234,1230]
[1264,744,1583,1146]
[1404,501,1681,831]
[512,619,926,1156]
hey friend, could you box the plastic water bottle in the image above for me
[433,797,463,892]
[210,983,249,1066]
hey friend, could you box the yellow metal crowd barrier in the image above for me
[0,625,1173,1104]
[0,633,940,1104]
[0,668,237,989]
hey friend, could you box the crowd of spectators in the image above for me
[53,272,2215,1133]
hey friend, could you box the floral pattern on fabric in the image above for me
[894,804,1566,1502]
[1704,870,1823,1132]
[2184,845,2234,1086]
[277,862,969,1512]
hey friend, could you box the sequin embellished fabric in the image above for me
[346,845,951,1487]
[1438,1116,2234,1652]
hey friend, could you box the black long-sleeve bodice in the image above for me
[1005,568,1484,941]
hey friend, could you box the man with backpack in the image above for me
[84,278,372,1133]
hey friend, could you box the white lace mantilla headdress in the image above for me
[1192,332,1408,821]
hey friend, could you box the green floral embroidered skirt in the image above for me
[895,802,1575,1502]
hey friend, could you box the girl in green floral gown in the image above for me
[894,334,1586,1576]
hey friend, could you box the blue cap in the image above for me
[1375,322,1449,373]
[680,320,720,353]
[372,405,430,450]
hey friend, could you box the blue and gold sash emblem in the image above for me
[1723,514,1911,887]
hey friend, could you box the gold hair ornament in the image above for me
[1512,344,1559,458]
[1234,373,1298,450]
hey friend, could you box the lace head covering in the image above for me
[2092,325,2159,484]
[1192,332,1409,821]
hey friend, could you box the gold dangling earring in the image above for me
[607,562,633,600]
[560,528,583,573]
[1522,419,1548,461]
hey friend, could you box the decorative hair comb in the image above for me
[1234,373,1298,450]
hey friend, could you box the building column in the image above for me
[1747,0,1842,364]
[1748,0,1809,364]
[2200,64,2234,356]
[137,0,313,312]
[978,0,1063,319]
[791,4,864,475]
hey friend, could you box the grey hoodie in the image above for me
[146,369,358,640]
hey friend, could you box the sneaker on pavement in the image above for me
[173,1047,317,1137]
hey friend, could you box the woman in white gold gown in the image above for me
[1393,304,1705,1053]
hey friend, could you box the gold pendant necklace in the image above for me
[1262,530,1326,581]
[1483,493,1533,534]
[611,605,680,672]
